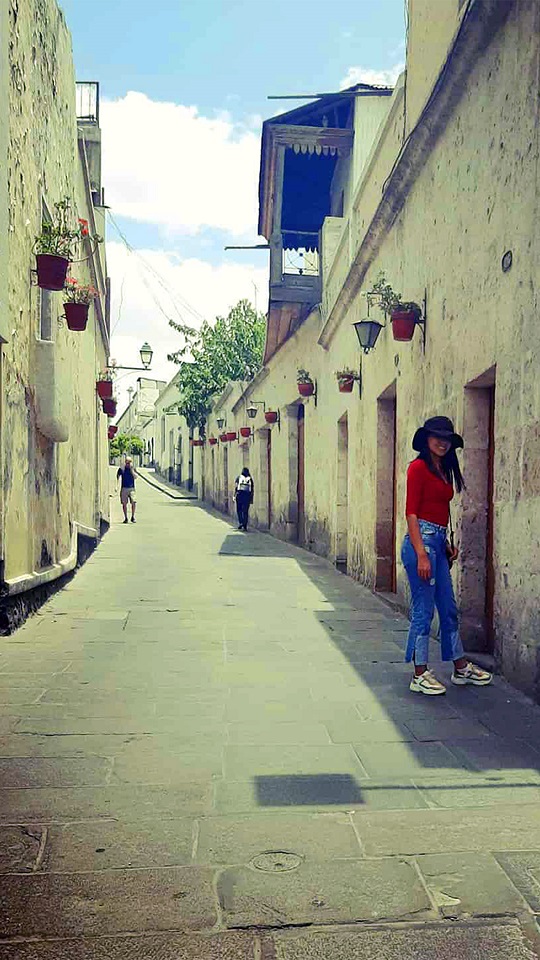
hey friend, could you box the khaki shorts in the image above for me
[120,488,136,505]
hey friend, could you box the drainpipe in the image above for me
[0,1,10,582]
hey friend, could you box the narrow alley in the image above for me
[0,476,539,958]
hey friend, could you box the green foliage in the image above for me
[109,434,144,459]
[368,273,421,317]
[167,299,266,430]
[34,198,102,259]
[297,369,313,384]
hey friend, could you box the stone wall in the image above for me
[2,0,109,594]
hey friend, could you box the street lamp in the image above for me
[112,342,154,372]
[216,417,226,429]
[246,401,265,419]
[353,319,384,354]
[140,342,153,369]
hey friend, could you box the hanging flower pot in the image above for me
[337,374,355,393]
[298,381,314,397]
[240,427,251,438]
[220,434,228,443]
[64,302,89,331]
[102,397,117,417]
[108,425,118,440]
[391,309,418,342]
[192,439,204,447]
[226,431,237,442]
[209,437,218,446]
[96,379,113,400]
[36,254,70,291]
[265,411,278,424]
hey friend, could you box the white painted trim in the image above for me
[4,522,97,596]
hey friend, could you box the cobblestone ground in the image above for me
[1,473,540,958]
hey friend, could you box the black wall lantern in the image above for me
[353,319,384,354]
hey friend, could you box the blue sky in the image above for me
[60,0,405,404]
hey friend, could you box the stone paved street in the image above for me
[1,476,540,957]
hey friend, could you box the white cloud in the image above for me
[101,92,261,237]
[106,241,268,416]
[341,64,404,89]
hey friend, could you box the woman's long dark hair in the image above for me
[416,445,465,493]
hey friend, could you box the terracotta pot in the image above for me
[102,397,117,417]
[391,310,417,342]
[338,376,355,393]
[36,254,69,291]
[108,425,118,440]
[240,427,251,438]
[97,379,113,400]
[64,302,89,331]
[209,437,218,446]
[265,411,278,424]
[298,381,314,397]
[226,431,237,441]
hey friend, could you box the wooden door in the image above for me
[297,406,305,543]
[267,430,272,527]
[485,386,495,652]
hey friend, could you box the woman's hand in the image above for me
[447,544,459,563]
[417,551,431,580]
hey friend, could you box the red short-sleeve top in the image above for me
[406,458,453,527]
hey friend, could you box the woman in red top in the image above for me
[401,417,492,696]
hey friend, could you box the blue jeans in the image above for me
[401,520,465,665]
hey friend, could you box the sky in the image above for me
[60,0,406,413]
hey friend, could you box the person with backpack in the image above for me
[234,467,254,531]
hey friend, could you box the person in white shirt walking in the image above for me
[234,468,254,531]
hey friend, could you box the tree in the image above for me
[167,299,266,430]
[109,434,144,459]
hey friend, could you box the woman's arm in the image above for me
[406,514,431,580]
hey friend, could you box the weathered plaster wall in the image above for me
[203,0,540,700]
[4,0,109,587]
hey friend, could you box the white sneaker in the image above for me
[451,662,492,686]
[410,669,447,696]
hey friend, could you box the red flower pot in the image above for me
[298,382,314,397]
[391,310,417,342]
[265,411,278,424]
[108,425,118,440]
[97,379,113,400]
[240,427,251,438]
[64,302,89,331]
[226,431,237,441]
[209,437,218,446]
[36,254,69,291]
[220,434,228,443]
[192,439,204,447]
[338,376,355,393]
[102,397,117,417]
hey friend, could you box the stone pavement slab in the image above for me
[196,811,360,864]
[261,920,540,959]
[352,805,540,856]
[418,852,530,917]
[0,932,258,959]
[44,819,195,871]
[0,825,44,873]
[218,859,433,928]
[0,866,217,937]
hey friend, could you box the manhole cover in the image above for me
[251,851,302,873]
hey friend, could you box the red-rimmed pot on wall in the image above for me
[64,302,89,331]
[337,375,355,394]
[108,425,118,440]
[209,437,218,446]
[36,254,70,291]
[97,379,113,400]
[219,434,228,443]
[265,411,278,424]
[102,397,117,417]
[298,381,314,398]
[240,427,251,438]
[391,309,418,342]
[226,431,237,442]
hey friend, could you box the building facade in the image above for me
[198,0,540,701]
[0,0,111,623]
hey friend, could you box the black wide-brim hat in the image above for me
[412,416,464,452]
